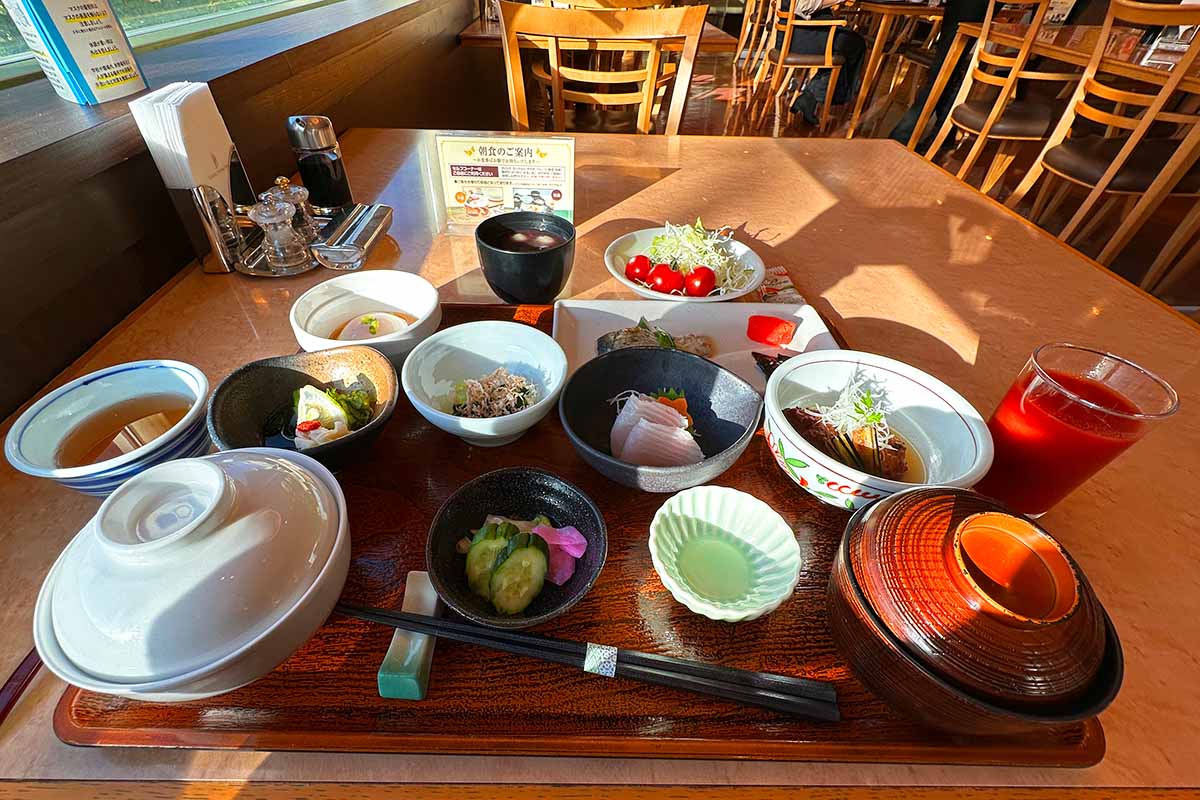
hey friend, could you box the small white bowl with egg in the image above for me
[401,321,567,447]
[290,271,441,364]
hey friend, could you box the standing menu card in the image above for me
[436,134,575,234]
[2,0,145,104]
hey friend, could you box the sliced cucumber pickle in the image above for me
[489,532,550,615]
[465,525,511,599]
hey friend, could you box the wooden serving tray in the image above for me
[54,304,1104,766]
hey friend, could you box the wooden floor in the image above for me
[672,50,1200,307]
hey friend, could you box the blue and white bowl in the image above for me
[5,360,210,497]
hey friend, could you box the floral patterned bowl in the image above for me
[762,351,993,512]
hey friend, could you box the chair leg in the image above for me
[820,66,841,134]
[980,139,1020,197]
[1150,223,1200,295]
[753,61,786,129]
[1027,173,1057,223]
[1142,197,1200,291]
[1065,193,1121,246]
[762,66,794,133]
[1040,178,1074,226]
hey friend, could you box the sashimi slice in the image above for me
[610,394,687,458]
[619,418,703,467]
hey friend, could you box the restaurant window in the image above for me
[0,0,337,78]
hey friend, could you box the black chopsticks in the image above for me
[336,602,840,722]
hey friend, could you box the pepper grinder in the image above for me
[260,176,320,243]
[248,200,311,274]
[287,115,354,216]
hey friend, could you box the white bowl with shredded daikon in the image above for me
[401,321,567,447]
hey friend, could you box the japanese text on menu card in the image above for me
[436,135,575,234]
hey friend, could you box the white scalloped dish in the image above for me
[648,486,801,622]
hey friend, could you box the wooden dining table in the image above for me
[459,16,739,51]
[1,128,1199,797]
[844,1,944,139]
[905,21,1200,273]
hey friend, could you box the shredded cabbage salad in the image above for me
[646,218,754,295]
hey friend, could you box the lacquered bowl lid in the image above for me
[846,487,1107,706]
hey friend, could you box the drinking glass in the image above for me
[972,343,1178,516]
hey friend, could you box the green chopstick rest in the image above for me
[377,570,442,700]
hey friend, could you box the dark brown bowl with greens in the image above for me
[207,345,398,471]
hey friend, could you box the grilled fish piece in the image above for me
[596,318,714,357]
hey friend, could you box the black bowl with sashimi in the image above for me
[558,347,764,493]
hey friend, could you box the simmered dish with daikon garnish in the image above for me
[782,371,925,483]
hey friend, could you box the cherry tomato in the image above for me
[624,254,652,283]
[684,266,717,297]
[648,263,684,294]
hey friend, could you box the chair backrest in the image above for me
[771,0,846,67]
[1065,0,1200,142]
[547,0,669,8]
[968,0,1055,91]
[498,0,708,135]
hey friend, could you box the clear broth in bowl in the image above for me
[55,394,193,468]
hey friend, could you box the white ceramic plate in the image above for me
[603,228,767,303]
[552,300,840,393]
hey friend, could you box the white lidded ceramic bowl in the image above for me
[33,447,349,702]
[401,320,568,447]
[290,270,442,364]
[763,350,993,512]
[649,486,802,622]
[4,360,210,497]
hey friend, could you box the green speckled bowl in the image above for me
[648,486,802,622]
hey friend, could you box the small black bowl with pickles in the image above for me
[425,467,607,629]
[475,211,576,304]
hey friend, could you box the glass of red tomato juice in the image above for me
[973,343,1178,517]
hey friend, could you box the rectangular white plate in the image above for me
[551,300,840,394]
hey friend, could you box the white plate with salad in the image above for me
[603,221,766,303]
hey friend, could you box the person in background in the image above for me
[783,0,867,125]
[888,0,990,147]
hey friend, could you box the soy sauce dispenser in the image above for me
[287,115,354,215]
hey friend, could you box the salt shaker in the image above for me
[260,177,320,243]
[287,115,354,215]
[248,200,311,273]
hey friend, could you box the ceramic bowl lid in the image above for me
[846,487,1107,707]
[49,450,339,683]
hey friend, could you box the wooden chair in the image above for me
[924,0,1077,195]
[498,0,707,135]
[873,17,942,135]
[749,1,847,133]
[1002,0,1200,279]
[724,0,780,134]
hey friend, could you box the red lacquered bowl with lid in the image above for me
[828,486,1123,734]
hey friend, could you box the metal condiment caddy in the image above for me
[186,150,391,278]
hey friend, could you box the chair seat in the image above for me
[768,47,846,67]
[1044,135,1200,194]
[898,43,936,69]
[564,106,645,134]
[950,99,1061,139]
